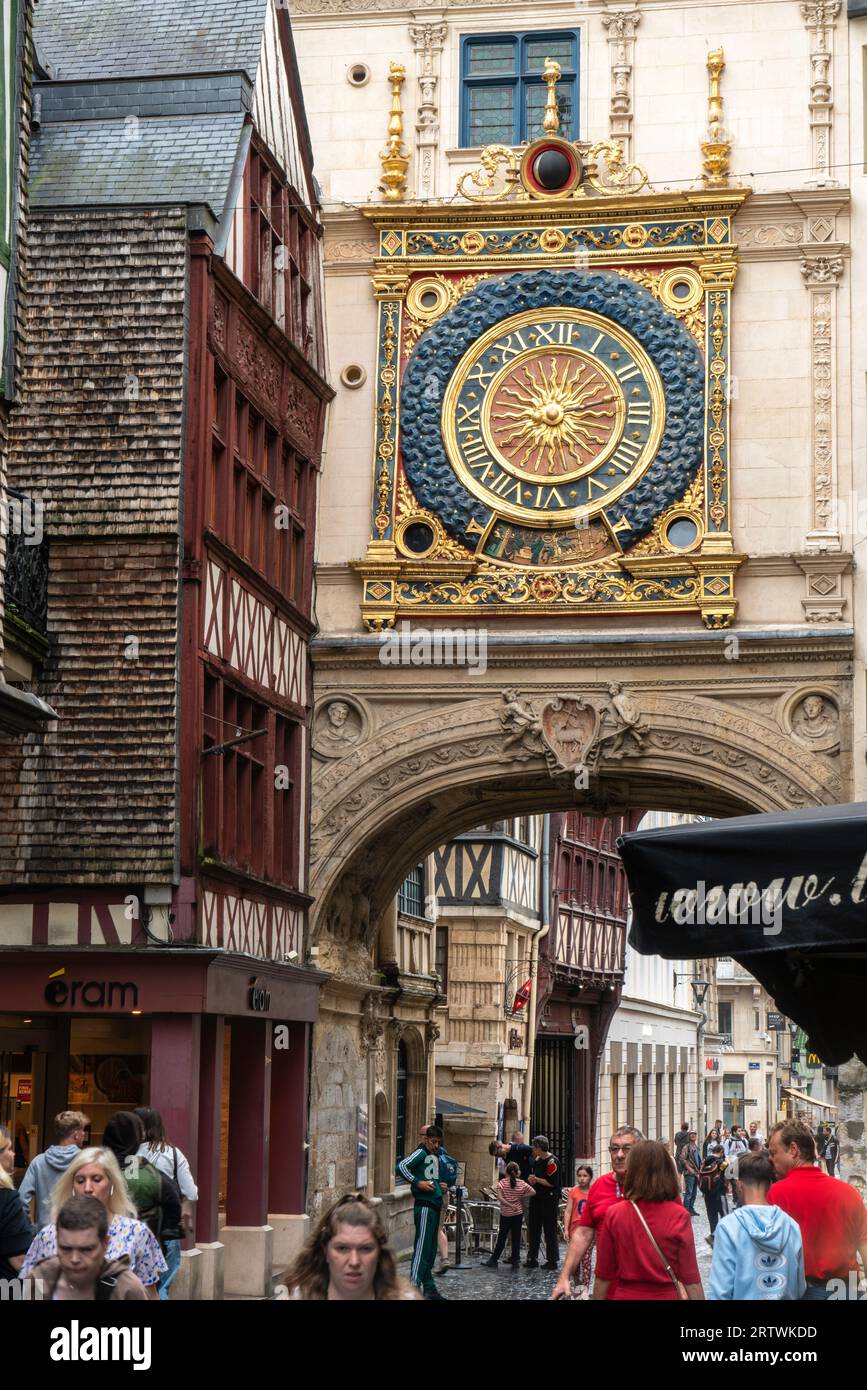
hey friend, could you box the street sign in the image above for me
[748,1062,761,1070]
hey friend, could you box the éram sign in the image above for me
[248,978,272,1012]
[44,976,139,1009]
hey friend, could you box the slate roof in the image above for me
[30,114,245,213]
[34,0,269,83]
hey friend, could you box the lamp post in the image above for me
[675,973,711,1139]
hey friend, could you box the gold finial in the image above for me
[700,47,732,188]
[542,57,561,135]
[379,61,411,202]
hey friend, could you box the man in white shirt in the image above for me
[724,1128,748,1207]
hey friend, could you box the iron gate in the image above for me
[531,1036,575,1183]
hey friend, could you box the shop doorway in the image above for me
[723,1073,745,1131]
[0,1016,58,1180]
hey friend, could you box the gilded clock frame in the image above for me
[357,187,748,632]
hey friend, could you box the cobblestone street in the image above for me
[435,1198,718,1301]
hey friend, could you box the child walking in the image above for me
[482,1162,535,1267]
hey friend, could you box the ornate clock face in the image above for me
[443,308,663,522]
[399,270,706,559]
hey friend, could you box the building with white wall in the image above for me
[595,811,702,1169]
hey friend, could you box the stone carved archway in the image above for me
[310,683,846,967]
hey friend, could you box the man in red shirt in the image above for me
[768,1121,867,1300]
[551,1125,643,1300]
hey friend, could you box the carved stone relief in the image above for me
[501,684,648,786]
[313,694,370,760]
[778,686,841,752]
[794,554,849,622]
[800,253,843,551]
[800,1,841,186]
[601,10,641,159]
[409,21,447,199]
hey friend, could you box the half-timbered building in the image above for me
[532,810,641,1180]
[0,0,331,1299]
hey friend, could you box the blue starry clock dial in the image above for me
[400,269,706,556]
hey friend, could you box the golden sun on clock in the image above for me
[484,347,625,481]
[442,307,666,527]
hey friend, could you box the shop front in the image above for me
[0,947,325,1297]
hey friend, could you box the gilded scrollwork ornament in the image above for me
[457,137,649,205]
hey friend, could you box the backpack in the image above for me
[124,1155,183,1245]
[438,1150,458,1186]
[698,1160,724,1194]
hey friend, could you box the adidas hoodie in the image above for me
[707,1204,807,1300]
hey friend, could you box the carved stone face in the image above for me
[802,695,824,720]
[327,701,350,729]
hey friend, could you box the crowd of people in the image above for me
[291,1112,863,1303]
[6,1104,864,1304]
[550,1119,867,1302]
[0,1106,197,1301]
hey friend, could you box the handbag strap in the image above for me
[629,1200,681,1291]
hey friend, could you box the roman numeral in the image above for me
[615,362,641,383]
[627,401,652,424]
[456,401,481,430]
[587,476,610,496]
[541,487,567,509]
[589,331,605,352]
[467,362,495,389]
[468,459,495,483]
[498,330,529,362]
[532,322,557,347]
[488,471,522,501]
[463,438,490,463]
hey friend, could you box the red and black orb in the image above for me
[520,136,583,199]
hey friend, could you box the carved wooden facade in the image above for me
[0,1,331,1289]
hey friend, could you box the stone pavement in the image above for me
[432,1196,720,1301]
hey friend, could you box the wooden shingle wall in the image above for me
[1,206,188,881]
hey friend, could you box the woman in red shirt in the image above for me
[593,1140,704,1301]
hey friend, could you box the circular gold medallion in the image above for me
[484,347,625,481]
[442,307,664,525]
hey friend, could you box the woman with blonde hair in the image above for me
[18,1145,166,1297]
[285,1194,419,1301]
[0,1125,35,1280]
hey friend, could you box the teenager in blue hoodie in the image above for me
[18,1111,90,1230]
[708,1151,806,1300]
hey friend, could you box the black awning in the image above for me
[619,802,867,1064]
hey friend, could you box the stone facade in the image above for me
[293,0,865,1201]
[712,958,800,1137]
